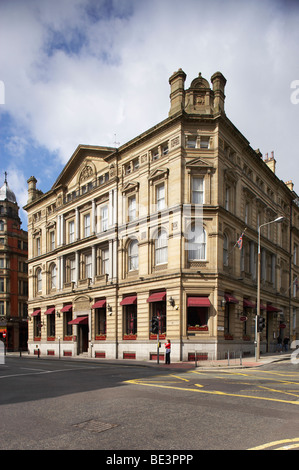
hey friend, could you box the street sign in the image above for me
[240,316,248,322]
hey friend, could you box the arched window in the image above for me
[36,268,42,293]
[50,264,56,289]
[187,225,206,261]
[155,230,168,265]
[128,239,138,271]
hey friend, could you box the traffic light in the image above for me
[151,316,159,334]
[257,315,265,332]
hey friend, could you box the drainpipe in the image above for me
[289,199,293,340]
[115,151,119,359]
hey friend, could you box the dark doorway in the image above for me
[78,325,88,354]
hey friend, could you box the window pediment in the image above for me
[122,181,139,195]
[186,157,214,171]
[32,228,42,237]
[243,186,256,199]
[224,168,238,183]
[148,168,169,183]
[46,221,56,229]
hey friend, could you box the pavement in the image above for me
[5,350,293,371]
[131,351,293,370]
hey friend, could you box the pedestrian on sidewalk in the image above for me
[165,339,171,364]
[283,336,289,352]
[276,336,282,353]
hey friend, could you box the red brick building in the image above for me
[0,174,28,351]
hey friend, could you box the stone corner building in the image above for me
[24,69,299,360]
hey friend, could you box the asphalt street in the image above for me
[0,355,298,452]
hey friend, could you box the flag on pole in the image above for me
[229,228,247,255]
[236,233,243,250]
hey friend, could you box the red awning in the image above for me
[243,300,255,308]
[260,304,266,310]
[45,307,55,315]
[187,297,211,307]
[120,296,137,306]
[31,309,41,317]
[225,294,239,304]
[91,300,106,309]
[61,304,72,312]
[147,292,166,303]
[267,305,282,312]
[68,316,88,325]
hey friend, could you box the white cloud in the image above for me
[4,135,28,158]
[0,0,299,193]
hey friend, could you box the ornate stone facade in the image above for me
[24,70,299,360]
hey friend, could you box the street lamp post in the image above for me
[256,216,284,361]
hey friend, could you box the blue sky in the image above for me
[1,0,299,229]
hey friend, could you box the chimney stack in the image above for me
[211,71,227,113]
[169,68,186,116]
[285,180,294,191]
[264,151,276,174]
[27,176,38,203]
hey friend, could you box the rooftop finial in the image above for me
[4,171,7,183]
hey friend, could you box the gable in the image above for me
[52,144,116,191]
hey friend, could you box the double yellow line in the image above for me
[249,437,299,450]
[125,376,299,406]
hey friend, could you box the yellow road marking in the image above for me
[125,379,299,405]
[221,370,299,386]
[276,443,299,450]
[255,370,299,378]
[257,385,299,398]
[169,374,190,382]
[248,437,299,450]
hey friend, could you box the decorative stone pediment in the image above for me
[190,74,210,90]
[243,186,256,200]
[224,168,238,183]
[51,145,113,191]
[32,228,42,237]
[79,164,94,183]
[148,167,169,183]
[46,220,56,229]
[185,73,214,114]
[186,157,213,169]
[122,181,139,194]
